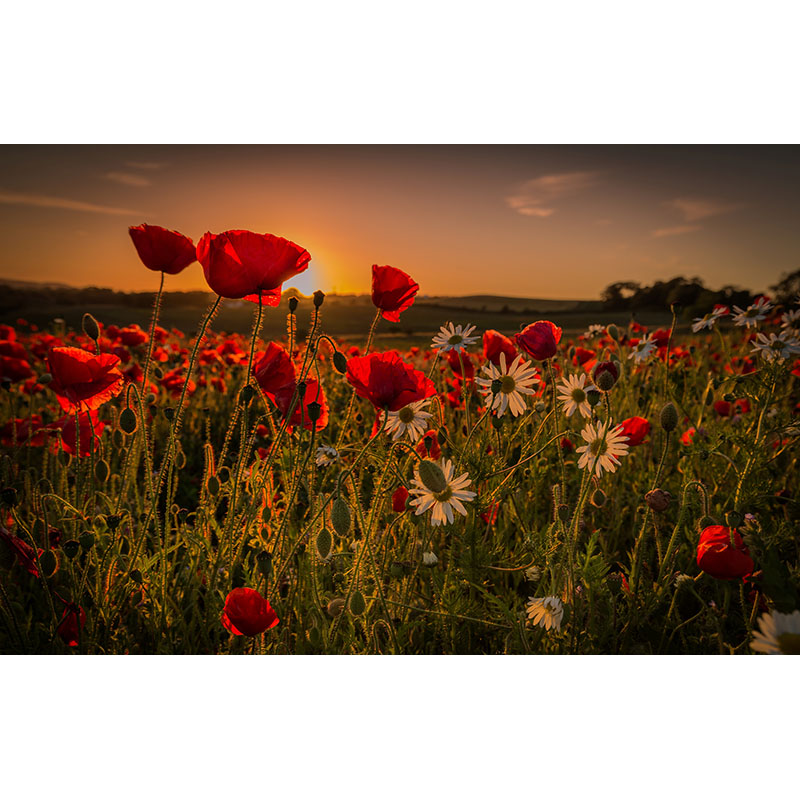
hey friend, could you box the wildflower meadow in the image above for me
[2,224,799,655]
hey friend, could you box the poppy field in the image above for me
[1,224,799,655]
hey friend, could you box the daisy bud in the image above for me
[417,460,447,493]
[593,361,619,391]
[332,351,348,373]
[288,296,298,312]
[82,312,100,341]
[119,407,138,434]
[313,290,325,308]
[39,372,53,385]
[587,389,602,408]
[607,324,620,341]
[490,378,502,395]
[331,496,352,536]
[535,400,546,413]
[660,402,678,432]
[645,488,672,512]
[591,489,607,508]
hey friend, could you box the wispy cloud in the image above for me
[125,161,165,170]
[666,196,747,222]
[105,171,151,188]
[0,189,143,216]
[506,171,601,218]
[652,224,703,238]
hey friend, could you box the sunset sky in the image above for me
[0,145,797,299]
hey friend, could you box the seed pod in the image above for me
[81,312,100,341]
[240,384,256,404]
[79,531,95,550]
[593,361,619,391]
[645,488,672,512]
[288,296,299,312]
[607,324,620,341]
[307,401,322,422]
[315,527,333,561]
[557,504,570,523]
[587,390,602,408]
[349,590,366,616]
[163,406,175,421]
[145,393,157,404]
[331,496,351,536]
[256,551,273,578]
[39,372,53,385]
[1,487,18,507]
[94,459,110,483]
[207,475,220,497]
[313,290,325,307]
[62,539,80,559]
[332,351,348,374]
[417,460,447,493]
[660,402,678,432]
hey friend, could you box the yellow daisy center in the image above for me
[434,486,453,502]
[500,375,516,393]
[398,407,415,423]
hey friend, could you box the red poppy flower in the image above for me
[480,501,499,526]
[118,324,149,348]
[345,351,436,411]
[514,320,562,361]
[482,330,517,368]
[392,485,409,512]
[445,349,474,382]
[1,416,46,448]
[46,410,105,457]
[253,342,297,399]
[47,347,123,412]
[681,427,696,446]
[274,378,329,433]
[371,264,419,322]
[696,526,754,580]
[160,367,196,398]
[129,224,197,275]
[618,416,651,447]
[197,230,310,304]
[56,601,86,647]
[221,587,279,636]
[574,347,596,369]
[416,430,442,460]
[0,526,43,576]
[0,355,34,383]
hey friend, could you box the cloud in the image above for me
[0,189,143,216]
[125,161,165,170]
[666,196,747,222]
[105,171,151,188]
[506,170,601,218]
[652,224,703,238]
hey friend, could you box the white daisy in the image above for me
[408,458,476,527]
[583,324,606,339]
[315,445,339,467]
[384,398,433,442]
[780,308,800,330]
[575,420,629,477]
[628,333,656,364]
[750,330,800,363]
[732,297,773,328]
[422,551,439,566]
[751,609,800,655]
[526,596,564,632]
[692,305,729,333]
[557,372,597,419]
[475,352,539,417]
[431,322,479,353]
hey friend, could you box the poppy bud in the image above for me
[313,290,325,308]
[660,402,678,432]
[535,400,546,413]
[240,384,255,404]
[591,489,607,508]
[1,487,18,507]
[315,528,333,561]
[308,626,322,646]
[491,413,504,430]
[39,372,53,385]
[417,460,447,493]
[129,569,143,585]
[39,550,58,578]
[327,597,345,617]
[146,393,157,404]
[119,407,138,434]
[79,531,94,550]
[154,367,164,380]
[436,429,446,446]
[307,401,322,422]
[63,539,80,559]
[82,313,100,341]
[332,351,348,374]
[256,550,273,577]
[557,504,570,522]
[94,459,110,483]
[607,324,620,341]
[645,488,672,512]
[164,406,175,421]
[296,381,307,399]
[331,497,352,536]
[288,296,299,312]
[349,590,366,616]
[207,475,220,496]
[587,390,602,408]
[725,510,744,528]
[593,361,619,391]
